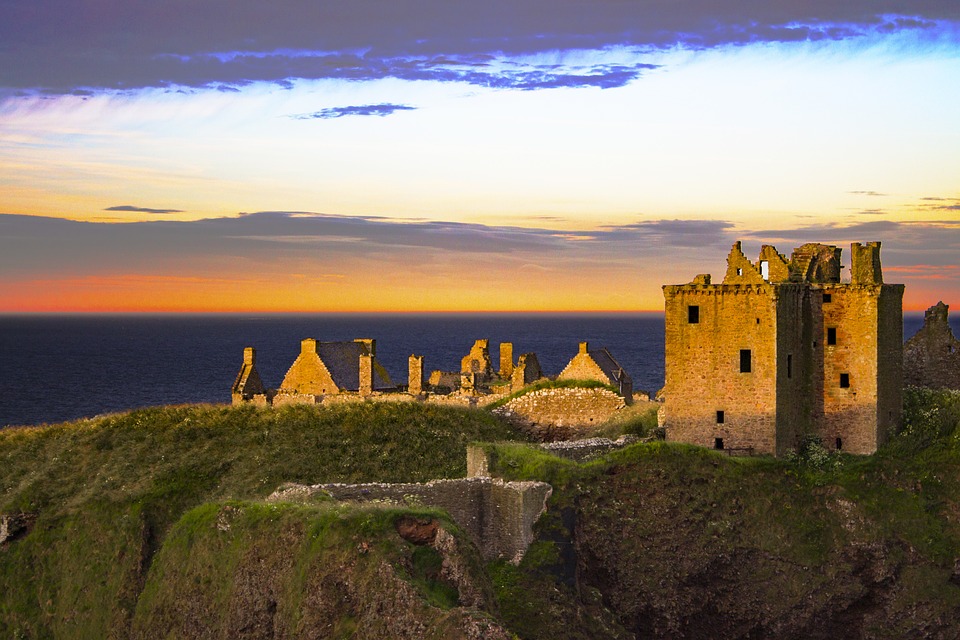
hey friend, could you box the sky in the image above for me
[1,1,958,312]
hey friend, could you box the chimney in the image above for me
[408,355,424,395]
[579,341,589,355]
[499,342,514,378]
[359,353,373,396]
[354,338,376,357]
[243,347,256,365]
[300,338,317,354]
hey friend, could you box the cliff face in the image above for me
[488,388,960,640]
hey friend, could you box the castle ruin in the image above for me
[662,241,903,456]
[904,301,960,390]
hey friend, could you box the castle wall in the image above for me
[773,285,811,455]
[270,478,551,563]
[876,285,905,447]
[663,284,779,454]
[493,387,625,431]
[818,285,883,453]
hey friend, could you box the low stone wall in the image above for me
[466,437,639,477]
[493,387,625,437]
[269,477,552,563]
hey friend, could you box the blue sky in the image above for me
[1,1,958,310]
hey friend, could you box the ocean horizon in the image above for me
[0,311,953,428]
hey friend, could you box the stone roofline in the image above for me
[666,240,889,290]
[662,282,903,293]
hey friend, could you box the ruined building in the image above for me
[904,302,960,390]
[558,341,633,403]
[662,241,903,456]
[232,338,394,406]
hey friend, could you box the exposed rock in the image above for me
[395,515,439,545]
[0,513,35,545]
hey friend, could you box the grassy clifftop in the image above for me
[2,390,960,639]
[0,402,522,638]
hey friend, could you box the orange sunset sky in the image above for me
[1,2,958,312]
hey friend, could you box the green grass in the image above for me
[0,401,526,638]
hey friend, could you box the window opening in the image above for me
[756,318,760,324]
[827,327,837,345]
[760,260,769,280]
[840,373,850,388]
[688,305,700,324]
[823,293,832,303]
[787,354,793,379]
[714,438,724,450]
[835,437,843,451]
[736,268,743,276]
[740,349,752,373]
[716,410,725,424]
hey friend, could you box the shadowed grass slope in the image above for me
[484,388,960,640]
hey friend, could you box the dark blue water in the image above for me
[0,312,951,428]
[0,313,665,427]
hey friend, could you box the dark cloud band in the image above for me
[292,104,416,119]
[1,3,955,95]
[105,205,184,214]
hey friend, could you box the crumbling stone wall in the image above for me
[466,440,638,476]
[511,353,543,391]
[269,478,551,563]
[904,302,960,390]
[460,339,494,379]
[493,387,625,437]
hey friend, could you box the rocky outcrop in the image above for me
[0,513,35,546]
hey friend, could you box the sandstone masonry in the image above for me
[662,240,903,456]
[904,302,960,390]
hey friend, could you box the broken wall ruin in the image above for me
[904,302,960,390]
[269,477,551,563]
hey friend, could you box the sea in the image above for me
[0,312,951,428]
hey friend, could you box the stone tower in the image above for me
[662,241,903,456]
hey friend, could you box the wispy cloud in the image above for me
[848,190,887,197]
[104,204,184,214]
[291,104,416,119]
